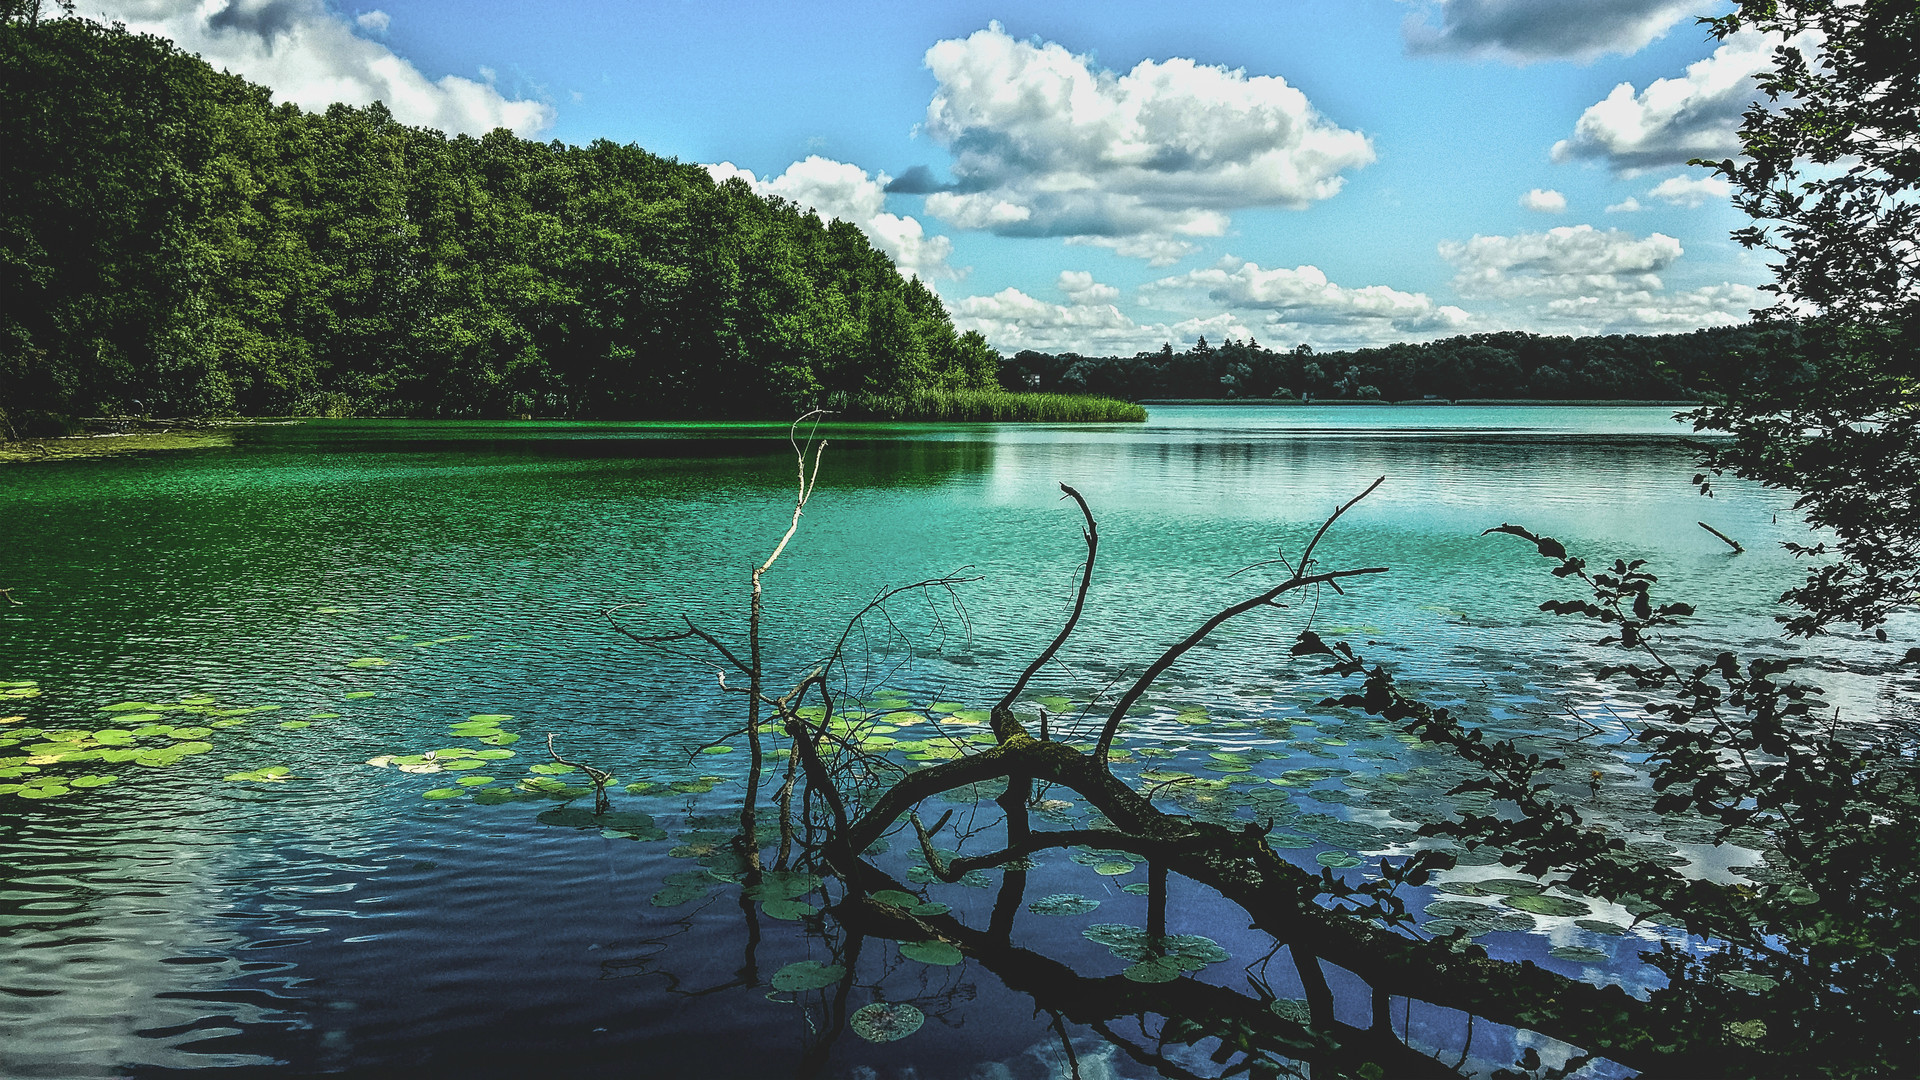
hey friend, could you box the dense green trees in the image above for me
[999,324,1793,403]
[0,16,997,433]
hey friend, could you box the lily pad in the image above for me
[279,721,311,730]
[346,658,391,668]
[760,899,818,920]
[699,745,733,755]
[343,691,377,699]
[770,960,845,992]
[1316,851,1366,868]
[1028,894,1100,916]
[745,871,821,902]
[1548,945,1609,964]
[1503,894,1592,917]
[422,788,465,799]
[898,940,963,966]
[849,1002,924,1043]
[1123,957,1184,983]
[69,774,116,788]
[1575,919,1629,936]
[457,776,494,786]
[1718,971,1779,992]
[1270,999,1313,1023]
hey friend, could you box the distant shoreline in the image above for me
[1137,398,1704,407]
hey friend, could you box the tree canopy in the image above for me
[1687,0,1920,637]
[0,16,999,434]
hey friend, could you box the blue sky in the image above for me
[88,0,1780,354]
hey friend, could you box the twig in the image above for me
[546,733,613,814]
[1698,521,1744,552]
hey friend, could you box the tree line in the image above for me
[0,16,1000,435]
[999,324,1799,402]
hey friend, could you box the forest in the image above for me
[0,15,1002,434]
[998,324,1789,403]
[2,13,1818,437]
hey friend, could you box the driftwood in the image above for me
[629,462,1757,1076]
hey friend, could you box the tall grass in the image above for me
[834,389,1146,422]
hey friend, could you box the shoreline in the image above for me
[1137,398,1704,407]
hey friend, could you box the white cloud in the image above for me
[353,9,387,34]
[704,157,957,281]
[1439,225,1757,334]
[917,23,1373,261]
[1057,271,1119,305]
[1402,0,1698,61]
[946,284,1269,354]
[1543,282,1762,330]
[1606,197,1644,213]
[85,0,552,135]
[1520,188,1567,213]
[1551,31,1785,173]
[1646,174,1733,207]
[1440,224,1681,297]
[1147,258,1470,333]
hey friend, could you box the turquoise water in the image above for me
[0,407,1872,1077]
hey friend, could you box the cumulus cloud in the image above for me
[84,0,552,135]
[915,23,1373,262]
[1147,258,1470,333]
[952,288,1263,354]
[1440,224,1681,297]
[1520,188,1567,213]
[1606,196,1645,213]
[1439,225,1756,333]
[1057,271,1119,305]
[704,157,956,282]
[1551,31,1786,173]
[353,9,388,34]
[1646,173,1733,207]
[1402,0,1698,62]
[1543,281,1762,330]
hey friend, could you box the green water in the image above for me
[0,407,1853,1076]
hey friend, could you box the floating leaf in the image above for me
[279,721,311,730]
[479,733,520,746]
[699,745,733,755]
[1270,999,1313,1023]
[1549,946,1609,964]
[343,691,376,700]
[1121,882,1152,896]
[457,776,494,786]
[472,749,516,760]
[346,658,390,668]
[746,872,822,902]
[69,774,116,788]
[308,713,341,720]
[1094,862,1135,876]
[650,882,711,908]
[422,788,465,800]
[1503,894,1591,917]
[898,940,962,966]
[1123,957,1183,983]
[1316,851,1365,868]
[1472,879,1547,897]
[771,960,845,992]
[849,1002,924,1043]
[1029,894,1101,916]
[761,899,818,920]
[1718,972,1779,993]
[1575,919,1629,936]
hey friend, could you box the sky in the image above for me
[80,0,1786,355]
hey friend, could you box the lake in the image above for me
[0,406,1871,1077]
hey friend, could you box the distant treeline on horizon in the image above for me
[996,323,1794,404]
[3,16,1795,437]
